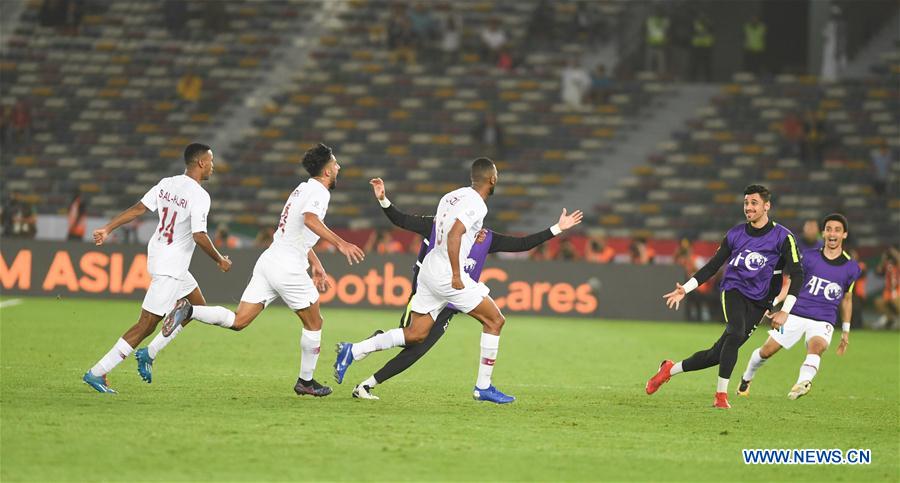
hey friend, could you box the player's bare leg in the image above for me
[466,296,514,404]
[292,301,332,396]
[789,336,828,400]
[333,311,432,384]
[738,337,783,396]
[136,288,209,383]
[84,309,162,393]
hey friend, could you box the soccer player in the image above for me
[83,143,232,393]
[645,184,804,408]
[351,177,583,400]
[738,213,861,399]
[152,143,364,397]
[333,158,516,404]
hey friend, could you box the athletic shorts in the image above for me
[241,250,318,311]
[142,272,198,316]
[769,313,834,350]
[409,271,489,320]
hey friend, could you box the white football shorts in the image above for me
[769,313,834,349]
[241,250,319,311]
[142,272,198,316]
[410,271,490,320]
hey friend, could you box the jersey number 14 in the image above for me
[158,206,178,245]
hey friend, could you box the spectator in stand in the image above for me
[870,141,892,195]
[480,18,507,64]
[471,112,505,158]
[674,239,715,321]
[387,5,417,64]
[585,232,615,263]
[11,194,37,239]
[375,230,404,254]
[10,100,32,145]
[408,3,436,48]
[629,237,654,264]
[558,239,578,261]
[121,218,142,244]
[255,225,274,249]
[689,11,715,82]
[588,64,613,104]
[645,8,669,75]
[438,9,462,64]
[1,193,15,236]
[560,58,590,109]
[67,191,87,241]
[797,218,823,252]
[801,110,827,166]
[62,0,84,35]
[213,223,240,249]
[780,111,804,158]
[874,246,900,329]
[743,16,766,75]
[849,248,867,328]
[177,70,203,102]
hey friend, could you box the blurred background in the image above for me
[0,0,897,326]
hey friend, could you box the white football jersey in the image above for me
[140,175,211,278]
[269,178,330,266]
[421,186,488,279]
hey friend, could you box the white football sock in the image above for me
[361,375,378,388]
[191,305,235,328]
[742,348,767,381]
[147,324,183,359]
[90,338,133,377]
[797,354,820,383]
[717,377,729,393]
[476,333,500,390]
[351,328,404,360]
[670,361,684,376]
[298,329,321,381]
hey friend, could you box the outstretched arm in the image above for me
[371,177,433,237]
[93,201,147,245]
[488,208,583,253]
[664,236,731,310]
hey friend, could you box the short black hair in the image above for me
[470,157,496,183]
[184,143,211,165]
[821,213,848,232]
[744,184,771,203]
[302,143,334,177]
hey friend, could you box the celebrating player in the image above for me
[738,213,861,400]
[646,184,804,408]
[350,177,583,400]
[83,143,232,393]
[333,158,517,403]
[147,143,364,397]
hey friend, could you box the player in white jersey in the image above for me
[154,143,365,396]
[82,143,232,393]
[333,158,516,404]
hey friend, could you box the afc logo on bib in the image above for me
[729,250,768,271]
[806,275,843,300]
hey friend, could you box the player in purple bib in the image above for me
[739,213,861,400]
[350,178,582,400]
[646,185,804,409]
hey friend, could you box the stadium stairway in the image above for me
[844,12,900,80]
[515,83,719,234]
[204,1,347,165]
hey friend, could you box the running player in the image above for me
[738,213,861,399]
[333,158,517,403]
[351,177,583,400]
[148,143,364,397]
[83,143,232,393]
[645,184,804,408]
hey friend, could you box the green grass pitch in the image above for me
[1,296,897,481]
